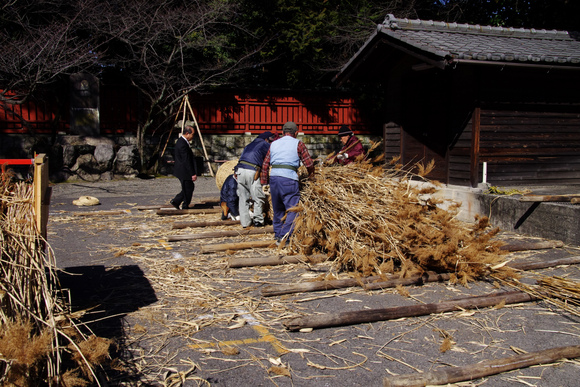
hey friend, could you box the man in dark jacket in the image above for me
[235,131,277,227]
[170,126,198,209]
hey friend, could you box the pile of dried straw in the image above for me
[289,150,515,284]
[0,172,111,386]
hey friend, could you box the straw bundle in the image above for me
[0,172,111,385]
[289,150,513,283]
[215,160,238,190]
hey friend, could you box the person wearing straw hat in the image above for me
[334,125,365,165]
[260,122,314,245]
[235,131,277,228]
[170,125,198,209]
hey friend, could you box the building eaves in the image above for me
[380,14,580,68]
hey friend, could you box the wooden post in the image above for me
[383,344,580,387]
[33,154,50,240]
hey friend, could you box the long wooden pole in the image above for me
[262,255,580,297]
[156,208,222,216]
[172,219,240,229]
[383,344,580,387]
[168,226,274,241]
[185,96,214,177]
[228,254,327,268]
[200,240,275,254]
[284,291,537,331]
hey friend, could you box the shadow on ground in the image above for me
[58,264,158,385]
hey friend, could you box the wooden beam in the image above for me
[383,344,580,387]
[172,219,240,229]
[284,291,537,331]
[199,240,275,254]
[228,254,327,268]
[168,226,273,241]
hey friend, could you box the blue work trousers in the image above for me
[270,176,300,240]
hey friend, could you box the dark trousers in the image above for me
[173,179,195,209]
[270,176,300,240]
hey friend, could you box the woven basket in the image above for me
[215,159,238,190]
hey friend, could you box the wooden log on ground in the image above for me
[73,209,131,216]
[262,255,580,297]
[284,290,537,331]
[519,193,580,202]
[172,219,240,229]
[500,239,564,251]
[228,254,327,268]
[134,204,174,210]
[200,240,275,254]
[572,198,580,204]
[156,208,222,216]
[168,226,274,241]
[262,275,384,297]
[383,344,580,387]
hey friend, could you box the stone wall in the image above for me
[1,133,383,182]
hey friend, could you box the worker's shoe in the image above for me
[253,221,265,227]
[170,200,180,210]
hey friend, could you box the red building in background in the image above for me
[0,87,374,136]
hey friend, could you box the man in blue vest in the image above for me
[235,131,277,227]
[260,122,314,245]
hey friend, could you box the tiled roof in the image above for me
[379,14,580,67]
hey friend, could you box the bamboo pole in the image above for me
[519,194,580,202]
[156,208,222,216]
[284,291,537,331]
[168,226,273,241]
[383,344,580,387]
[228,253,327,268]
[172,219,240,229]
[199,240,275,254]
[262,255,580,297]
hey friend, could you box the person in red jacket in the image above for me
[335,125,365,165]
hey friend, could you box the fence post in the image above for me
[34,154,50,240]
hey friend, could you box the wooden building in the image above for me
[335,15,580,187]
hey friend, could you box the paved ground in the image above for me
[48,176,580,386]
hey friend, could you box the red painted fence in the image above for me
[1,89,372,135]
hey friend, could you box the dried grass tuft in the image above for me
[289,151,512,282]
